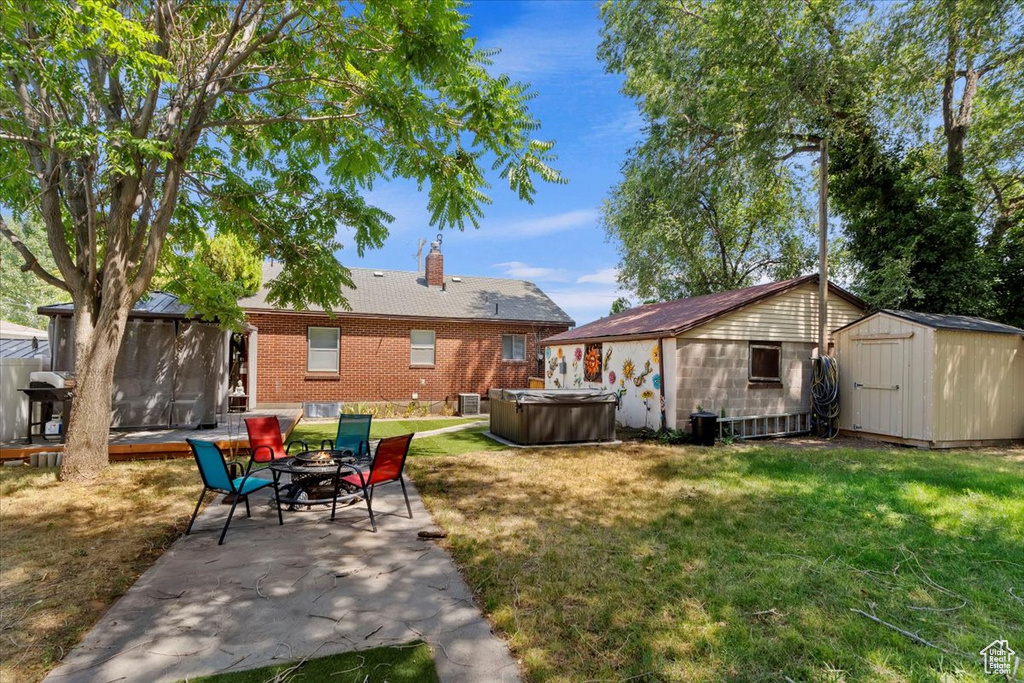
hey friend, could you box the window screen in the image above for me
[308,327,340,372]
[410,329,436,366]
[749,343,781,382]
[502,334,526,360]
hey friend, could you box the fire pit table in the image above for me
[269,450,363,519]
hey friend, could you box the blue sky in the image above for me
[338,0,643,326]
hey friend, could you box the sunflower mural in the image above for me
[651,344,660,364]
[583,343,603,382]
[622,358,636,380]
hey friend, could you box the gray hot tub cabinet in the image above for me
[488,388,618,445]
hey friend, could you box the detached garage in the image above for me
[834,310,1024,448]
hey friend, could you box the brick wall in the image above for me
[248,312,568,405]
[675,339,814,426]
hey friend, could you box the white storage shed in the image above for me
[834,310,1024,448]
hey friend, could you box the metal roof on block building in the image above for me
[238,262,575,325]
[542,274,863,344]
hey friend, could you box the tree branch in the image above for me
[0,215,68,291]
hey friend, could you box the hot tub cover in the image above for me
[489,388,619,404]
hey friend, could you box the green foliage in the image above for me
[831,130,993,314]
[598,0,871,302]
[609,296,630,315]
[0,218,62,328]
[604,149,815,301]
[0,0,564,322]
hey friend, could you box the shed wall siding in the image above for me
[674,339,814,426]
[679,283,864,343]
[932,330,1024,442]
[834,313,934,441]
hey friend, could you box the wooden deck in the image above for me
[0,408,302,462]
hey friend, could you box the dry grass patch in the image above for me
[408,442,1024,682]
[0,460,200,682]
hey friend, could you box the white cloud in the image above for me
[472,208,600,241]
[493,261,568,282]
[576,267,619,285]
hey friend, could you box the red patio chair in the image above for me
[333,433,414,531]
[244,416,306,473]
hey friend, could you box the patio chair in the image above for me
[335,433,414,531]
[244,415,307,474]
[322,413,372,461]
[186,438,278,545]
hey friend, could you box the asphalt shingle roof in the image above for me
[543,274,864,344]
[880,310,1024,336]
[238,262,574,325]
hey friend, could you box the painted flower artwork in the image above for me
[622,358,636,380]
[608,370,616,385]
[641,389,655,400]
[652,374,661,389]
[574,347,583,362]
[557,347,564,359]
[584,343,602,382]
[651,345,660,364]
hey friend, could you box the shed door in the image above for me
[850,339,905,438]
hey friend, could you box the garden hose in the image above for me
[811,355,840,439]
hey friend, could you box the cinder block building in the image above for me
[541,275,865,432]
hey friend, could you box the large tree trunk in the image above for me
[59,299,130,482]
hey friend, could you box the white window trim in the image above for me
[307,326,340,373]
[502,333,527,361]
[410,329,436,367]
[749,342,782,382]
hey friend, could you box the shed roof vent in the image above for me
[451,276,462,282]
[373,271,384,277]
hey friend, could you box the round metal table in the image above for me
[269,450,362,519]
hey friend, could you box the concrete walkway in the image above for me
[44,477,520,683]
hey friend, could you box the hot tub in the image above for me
[488,388,618,445]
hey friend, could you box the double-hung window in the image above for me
[410,329,436,366]
[502,333,526,361]
[307,327,340,373]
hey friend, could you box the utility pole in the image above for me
[817,138,829,356]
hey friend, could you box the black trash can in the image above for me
[689,411,718,446]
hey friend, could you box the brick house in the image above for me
[238,242,573,410]
[540,275,865,432]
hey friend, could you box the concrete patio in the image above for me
[43,475,520,683]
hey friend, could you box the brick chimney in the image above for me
[425,241,443,287]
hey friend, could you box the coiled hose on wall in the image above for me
[811,355,840,439]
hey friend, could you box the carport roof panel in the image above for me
[881,310,1024,336]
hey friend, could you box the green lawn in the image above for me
[290,416,483,447]
[408,442,1024,682]
[187,642,438,682]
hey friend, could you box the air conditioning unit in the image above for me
[458,393,481,416]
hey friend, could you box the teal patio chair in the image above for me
[322,414,372,461]
[186,438,280,545]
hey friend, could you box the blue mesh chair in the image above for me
[322,414,372,461]
[186,438,279,545]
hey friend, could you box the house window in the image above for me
[307,327,340,373]
[502,333,526,361]
[749,342,781,382]
[410,329,436,366]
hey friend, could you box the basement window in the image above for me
[410,329,436,367]
[502,334,526,361]
[307,327,340,373]
[749,342,781,383]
